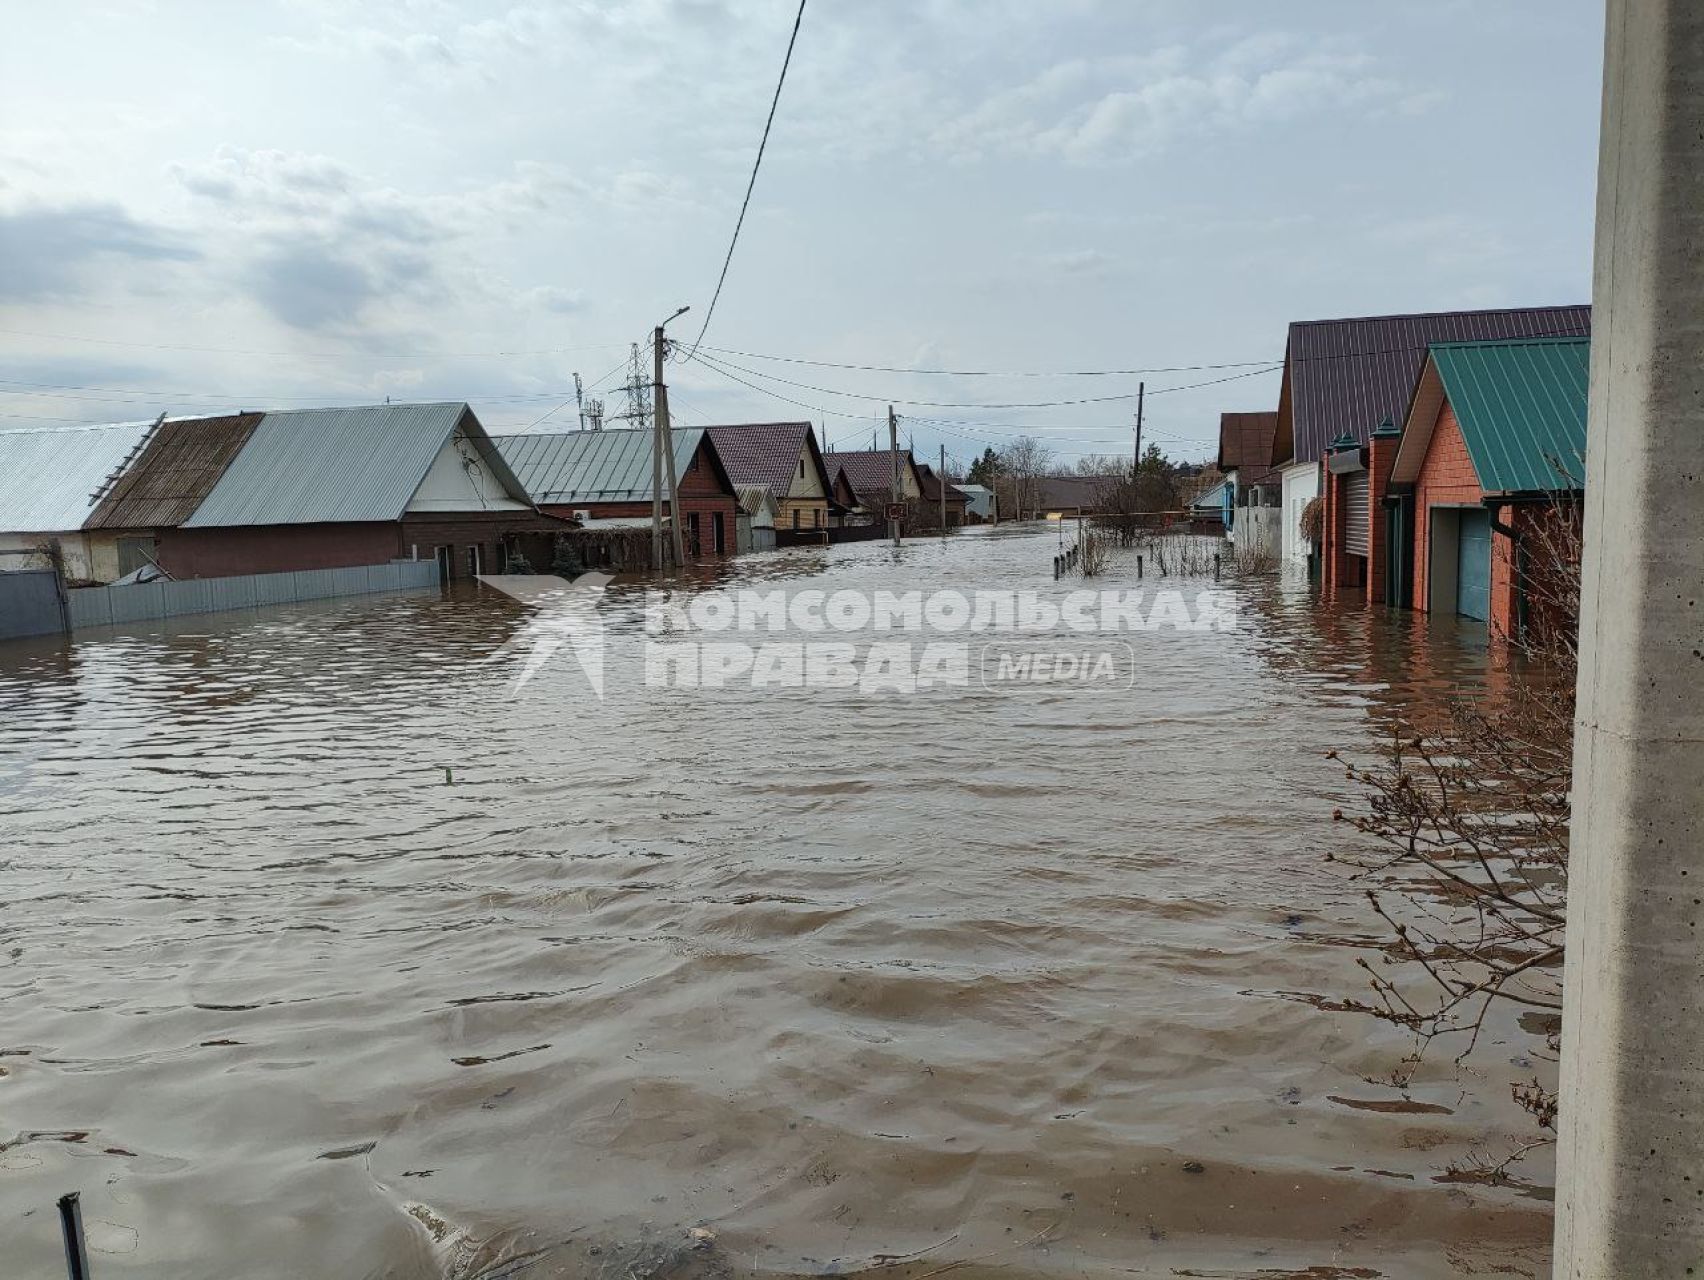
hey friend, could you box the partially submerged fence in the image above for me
[58,560,440,633]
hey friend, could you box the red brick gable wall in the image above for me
[1412,403,1485,613]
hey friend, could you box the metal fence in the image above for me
[65,560,440,631]
[0,570,69,640]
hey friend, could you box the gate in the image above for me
[0,570,68,640]
[1456,508,1492,621]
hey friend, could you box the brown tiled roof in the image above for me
[1216,411,1280,485]
[1276,305,1591,465]
[86,412,264,529]
[705,422,829,496]
[823,447,911,498]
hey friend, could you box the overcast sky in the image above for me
[2,0,1603,470]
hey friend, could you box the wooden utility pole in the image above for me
[654,325,687,570]
[888,405,901,547]
[939,443,947,536]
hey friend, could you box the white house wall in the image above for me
[1280,461,1319,566]
[407,431,530,513]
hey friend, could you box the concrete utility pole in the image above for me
[888,405,901,547]
[1131,385,1145,480]
[1554,3,1704,1274]
[939,443,947,536]
[651,345,664,568]
[654,321,688,570]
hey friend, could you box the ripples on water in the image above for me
[0,528,1551,1278]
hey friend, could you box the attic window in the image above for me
[798,459,805,479]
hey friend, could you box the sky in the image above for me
[1,0,1604,472]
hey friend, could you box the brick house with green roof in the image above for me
[1387,336,1589,639]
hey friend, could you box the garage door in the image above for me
[1456,508,1492,621]
[1343,472,1370,557]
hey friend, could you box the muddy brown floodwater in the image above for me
[0,527,1554,1279]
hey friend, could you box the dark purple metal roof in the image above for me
[823,447,913,496]
[1278,305,1590,464]
[705,422,828,496]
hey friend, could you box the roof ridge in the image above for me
[1428,334,1591,349]
[1292,303,1588,329]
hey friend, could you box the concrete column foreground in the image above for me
[1555,2,1704,1275]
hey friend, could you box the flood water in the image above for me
[0,527,1553,1278]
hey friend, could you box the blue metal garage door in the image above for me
[1456,508,1492,622]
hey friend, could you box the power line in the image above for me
[688,347,1281,410]
[684,0,807,359]
[701,345,1274,378]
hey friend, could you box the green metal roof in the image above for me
[1431,336,1589,493]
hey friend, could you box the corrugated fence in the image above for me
[0,570,69,640]
[64,560,440,632]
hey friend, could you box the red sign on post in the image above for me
[885,503,906,521]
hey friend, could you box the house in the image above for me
[706,422,833,536]
[825,468,862,526]
[1386,336,1588,638]
[1271,305,1590,582]
[0,420,156,582]
[821,447,922,524]
[81,412,266,581]
[913,463,970,529]
[161,402,566,580]
[1034,475,1107,519]
[495,427,739,560]
[1216,411,1281,554]
[737,485,779,553]
[1188,478,1231,525]
[955,483,996,523]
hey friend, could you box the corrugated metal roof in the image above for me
[823,448,915,497]
[87,412,264,529]
[1277,305,1591,464]
[706,422,827,495]
[0,420,157,533]
[493,428,705,504]
[1216,411,1280,482]
[183,402,497,527]
[1432,338,1589,493]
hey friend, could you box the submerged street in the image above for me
[0,528,1551,1278]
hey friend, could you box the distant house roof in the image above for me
[1392,337,1590,495]
[183,402,528,527]
[1034,475,1105,511]
[87,412,264,529]
[915,463,968,505]
[706,422,829,496]
[0,420,156,533]
[1217,411,1280,484]
[493,428,721,505]
[823,448,909,496]
[955,483,994,518]
[1275,305,1591,465]
[1189,479,1231,513]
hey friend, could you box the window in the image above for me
[713,511,726,554]
[791,507,800,530]
[688,512,701,557]
[468,544,483,577]
[116,536,157,577]
[797,458,805,480]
